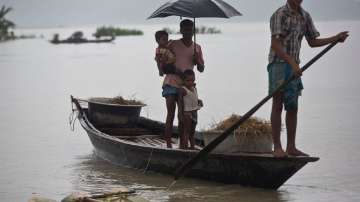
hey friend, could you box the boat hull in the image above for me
[78,113,318,189]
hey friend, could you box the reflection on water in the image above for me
[71,152,286,202]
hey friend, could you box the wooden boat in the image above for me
[50,37,115,44]
[71,97,319,190]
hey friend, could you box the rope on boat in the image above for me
[143,148,154,173]
[69,112,77,131]
[69,100,77,131]
[69,97,88,132]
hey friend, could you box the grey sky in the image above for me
[1,0,360,28]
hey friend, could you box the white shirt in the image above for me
[182,86,201,112]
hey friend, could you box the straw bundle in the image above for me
[89,96,144,105]
[203,114,273,153]
[209,114,272,138]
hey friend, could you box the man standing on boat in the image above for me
[268,0,348,157]
[161,19,205,148]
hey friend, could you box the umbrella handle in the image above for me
[193,17,196,55]
[192,18,204,73]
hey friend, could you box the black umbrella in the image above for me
[148,0,242,54]
[148,0,242,19]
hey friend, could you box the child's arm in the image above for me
[157,64,164,76]
[166,40,176,64]
[178,88,187,123]
[166,50,176,64]
[157,60,164,76]
[155,48,164,76]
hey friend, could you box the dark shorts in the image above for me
[162,85,178,97]
[268,62,304,111]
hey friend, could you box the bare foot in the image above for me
[166,141,172,148]
[286,148,309,157]
[273,148,287,158]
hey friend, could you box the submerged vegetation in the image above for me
[195,26,221,34]
[162,25,221,35]
[94,26,143,38]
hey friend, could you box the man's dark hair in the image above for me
[182,69,195,79]
[155,30,168,42]
[180,19,194,29]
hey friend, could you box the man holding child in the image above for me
[155,19,205,149]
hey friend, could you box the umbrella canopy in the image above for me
[148,0,242,19]
[148,0,242,67]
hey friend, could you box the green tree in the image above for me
[0,5,15,40]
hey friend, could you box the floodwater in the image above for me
[0,21,359,202]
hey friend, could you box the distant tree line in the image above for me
[162,26,221,35]
[0,5,15,41]
[94,26,143,38]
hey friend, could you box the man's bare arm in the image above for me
[307,31,349,47]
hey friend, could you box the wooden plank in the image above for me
[136,138,155,147]
[100,127,152,136]
[145,138,163,146]
[142,138,158,146]
[115,135,160,139]
[152,138,166,144]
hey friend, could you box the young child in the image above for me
[154,30,176,76]
[178,69,203,149]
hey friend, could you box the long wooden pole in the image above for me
[193,17,197,62]
[174,41,339,180]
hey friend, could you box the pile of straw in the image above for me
[208,114,272,137]
[89,96,144,105]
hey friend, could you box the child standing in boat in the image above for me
[178,69,203,149]
[154,30,176,76]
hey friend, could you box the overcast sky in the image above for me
[1,0,360,28]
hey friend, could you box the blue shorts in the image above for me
[268,62,304,111]
[162,85,178,97]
